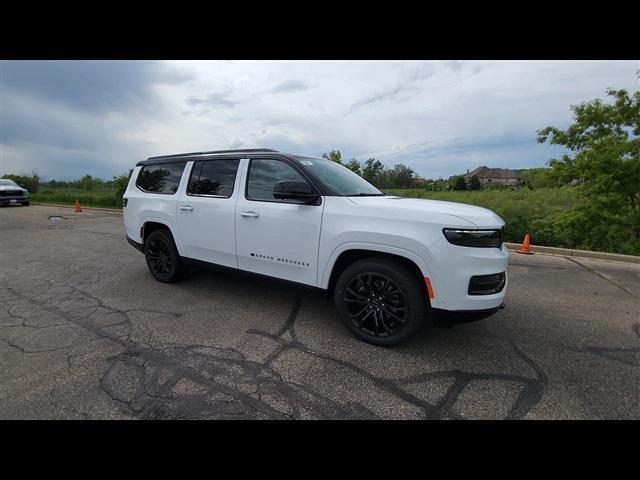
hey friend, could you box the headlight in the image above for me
[443,228,503,248]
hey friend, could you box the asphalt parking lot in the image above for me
[1,205,638,419]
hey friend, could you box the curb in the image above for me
[504,242,639,265]
[32,203,123,214]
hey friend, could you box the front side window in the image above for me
[247,159,309,201]
[187,159,239,197]
[136,163,185,194]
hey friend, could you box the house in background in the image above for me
[463,166,525,187]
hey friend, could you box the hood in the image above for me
[347,195,504,228]
[0,185,27,192]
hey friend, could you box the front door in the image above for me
[235,157,324,286]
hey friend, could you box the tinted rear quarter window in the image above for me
[136,163,185,194]
[187,159,240,197]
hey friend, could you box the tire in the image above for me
[144,229,188,283]
[22,201,30,206]
[334,257,426,346]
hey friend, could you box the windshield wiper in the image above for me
[348,193,385,197]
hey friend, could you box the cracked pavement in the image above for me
[1,205,638,419]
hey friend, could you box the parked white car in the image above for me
[0,179,30,206]
[123,149,508,345]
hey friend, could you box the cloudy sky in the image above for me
[1,60,638,181]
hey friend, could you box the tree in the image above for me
[80,174,95,191]
[392,164,416,188]
[113,169,133,205]
[345,158,362,175]
[30,171,40,191]
[320,150,420,188]
[362,158,384,184]
[468,175,481,190]
[378,164,416,189]
[322,149,343,164]
[537,87,640,246]
[515,168,557,189]
[452,176,467,191]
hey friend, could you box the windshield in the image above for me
[295,157,383,196]
[0,179,18,187]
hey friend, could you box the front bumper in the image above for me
[0,196,28,205]
[426,237,509,311]
[432,303,505,325]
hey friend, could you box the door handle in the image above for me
[180,205,194,211]
[240,211,259,218]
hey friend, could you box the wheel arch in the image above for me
[323,244,431,301]
[141,219,181,252]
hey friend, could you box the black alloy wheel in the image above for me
[144,229,186,283]
[334,257,426,346]
[343,272,408,338]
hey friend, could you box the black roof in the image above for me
[137,148,281,166]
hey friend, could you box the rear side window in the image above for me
[246,159,307,201]
[187,159,240,197]
[136,163,185,194]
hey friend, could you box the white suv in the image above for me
[123,149,508,345]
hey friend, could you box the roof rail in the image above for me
[147,148,279,160]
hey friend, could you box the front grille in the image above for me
[468,272,506,295]
[0,190,23,197]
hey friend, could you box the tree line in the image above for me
[45,173,133,196]
[321,150,423,189]
[322,150,515,191]
[1,171,133,207]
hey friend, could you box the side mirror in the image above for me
[273,181,320,204]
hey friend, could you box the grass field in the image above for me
[32,187,123,209]
[384,187,579,246]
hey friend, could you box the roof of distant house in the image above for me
[464,166,523,180]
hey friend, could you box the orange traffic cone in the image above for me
[74,198,83,213]
[516,233,532,254]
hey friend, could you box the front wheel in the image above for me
[22,201,30,206]
[144,229,187,283]
[334,257,426,346]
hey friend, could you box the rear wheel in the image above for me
[144,229,187,283]
[334,257,425,346]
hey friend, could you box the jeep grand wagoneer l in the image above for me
[124,149,507,345]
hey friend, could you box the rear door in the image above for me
[176,157,243,268]
[235,157,324,286]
